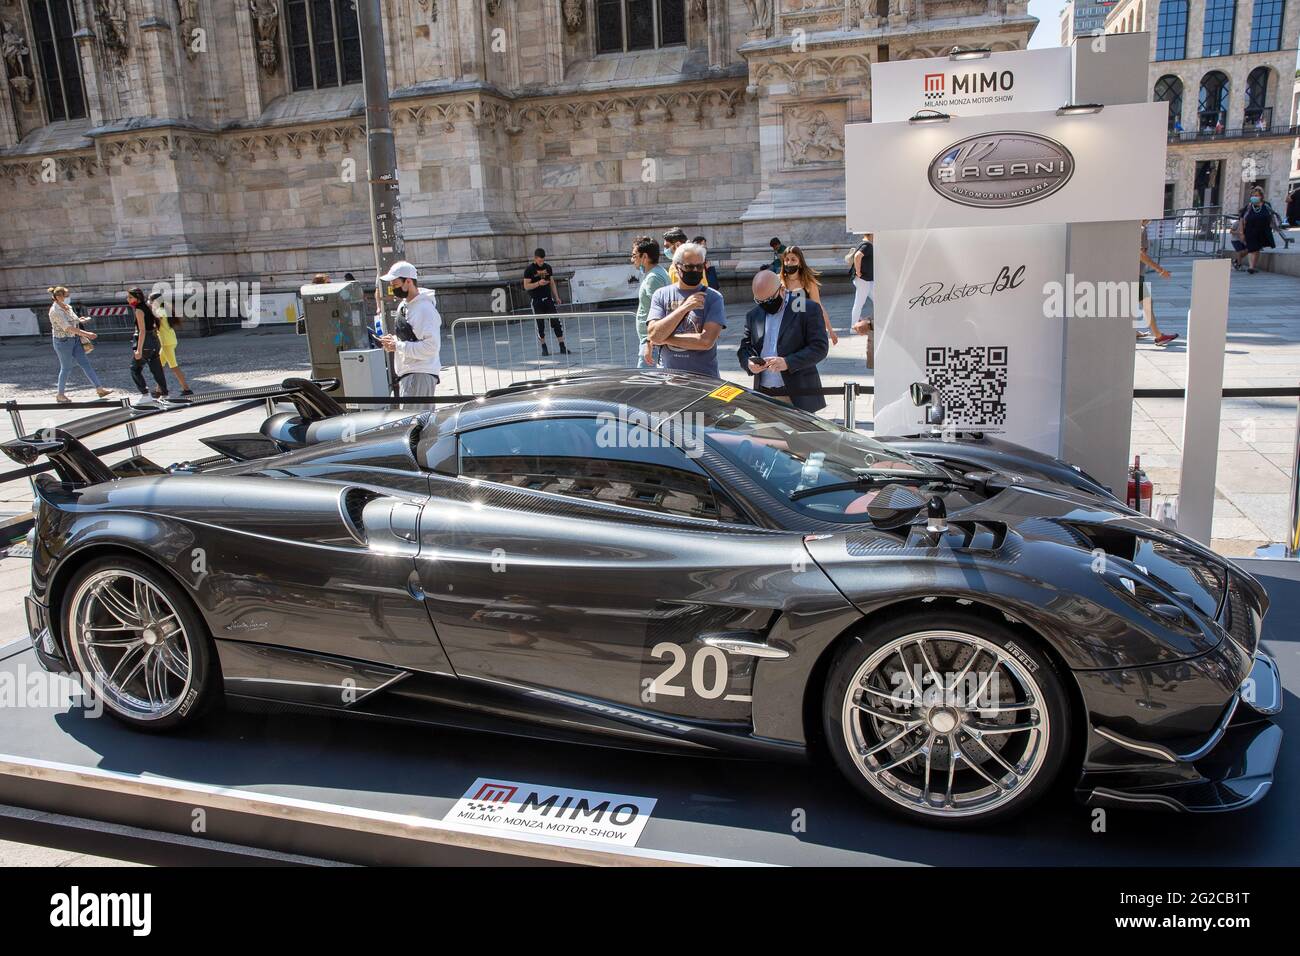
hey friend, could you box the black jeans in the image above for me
[531,297,564,339]
[130,334,168,395]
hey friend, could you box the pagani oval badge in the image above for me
[928,132,1074,208]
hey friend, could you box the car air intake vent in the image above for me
[340,488,381,545]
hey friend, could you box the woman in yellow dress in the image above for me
[149,292,193,395]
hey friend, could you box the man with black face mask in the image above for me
[737,268,828,412]
[375,260,442,408]
[646,242,727,378]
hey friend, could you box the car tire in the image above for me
[62,555,219,732]
[823,610,1072,827]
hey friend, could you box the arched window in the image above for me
[1249,0,1285,52]
[1155,0,1188,60]
[285,0,362,91]
[1201,0,1236,56]
[27,0,86,121]
[1244,66,1271,127]
[597,0,687,54]
[1154,75,1184,130]
[1199,71,1229,131]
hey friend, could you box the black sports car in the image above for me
[4,371,1282,825]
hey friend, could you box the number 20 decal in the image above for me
[648,642,749,702]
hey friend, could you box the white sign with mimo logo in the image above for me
[445,777,658,847]
[871,47,1073,123]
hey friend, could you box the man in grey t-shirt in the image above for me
[646,242,726,378]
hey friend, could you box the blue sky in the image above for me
[1027,0,1064,49]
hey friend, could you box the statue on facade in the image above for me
[94,0,130,61]
[689,0,706,19]
[176,0,199,60]
[788,108,845,164]
[249,0,280,74]
[486,0,501,16]
[1,18,33,104]
[563,0,583,32]
[744,0,772,33]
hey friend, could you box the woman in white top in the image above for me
[48,286,112,403]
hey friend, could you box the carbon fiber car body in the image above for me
[9,371,1282,814]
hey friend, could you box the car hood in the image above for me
[804,478,1267,659]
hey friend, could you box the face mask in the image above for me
[1251,197,1262,205]
[782,264,798,275]
[389,283,408,299]
[678,267,705,287]
[757,294,784,314]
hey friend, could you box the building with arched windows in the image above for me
[0,1,1037,315]
[1104,0,1300,215]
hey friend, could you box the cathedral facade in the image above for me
[0,0,1034,313]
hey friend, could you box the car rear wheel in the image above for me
[823,611,1071,826]
[62,556,217,731]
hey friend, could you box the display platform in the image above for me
[0,558,1295,867]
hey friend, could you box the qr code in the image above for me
[925,346,1008,426]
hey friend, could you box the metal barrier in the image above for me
[4,380,1299,557]
[449,311,637,395]
[1152,210,1233,259]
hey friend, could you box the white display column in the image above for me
[1060,33,1158,493]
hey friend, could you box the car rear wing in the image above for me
[1,377,341,485]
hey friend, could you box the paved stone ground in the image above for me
[1,256,1297,554]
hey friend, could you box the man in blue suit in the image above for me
[736,269,829,412]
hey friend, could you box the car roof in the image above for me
[449,369,720,433]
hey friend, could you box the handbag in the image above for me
[81,338,94,354]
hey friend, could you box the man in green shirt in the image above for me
[632,235,671,368]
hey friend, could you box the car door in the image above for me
[413,415,824,723]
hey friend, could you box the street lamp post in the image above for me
[357,0,404,352]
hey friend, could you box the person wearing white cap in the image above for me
[376,260,442,407]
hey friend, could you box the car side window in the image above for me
[458,417,742,522]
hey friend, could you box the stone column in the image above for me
[231,0,267,122]
[138,14,184,121]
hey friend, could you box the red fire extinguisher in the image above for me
[1127,455,1153,515]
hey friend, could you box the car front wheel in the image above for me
[823,611,1071,826]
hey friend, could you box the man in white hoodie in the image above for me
[376,260,442,408]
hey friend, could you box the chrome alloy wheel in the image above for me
[840,630,1050,819]
[66,569,194,721]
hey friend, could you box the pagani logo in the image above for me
[928,132,1074,209]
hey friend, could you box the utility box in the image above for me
[298,281,373,394]
[339,349,391,408]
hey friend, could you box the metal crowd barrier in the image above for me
[449,311,637,395]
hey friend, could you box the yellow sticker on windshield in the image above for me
[707,384,743,402]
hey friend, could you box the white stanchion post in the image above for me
[1176,259,1230,544]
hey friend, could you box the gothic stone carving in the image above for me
[563,0,583,32]
[1,17,33,103]
[784,104,845,166]
[176,0,199,60]
[94,0,130,61]
[250,0,280,74]
[744,0,773,34]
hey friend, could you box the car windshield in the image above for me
[679,390,946,521]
